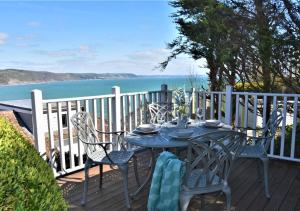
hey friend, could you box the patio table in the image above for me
[125,121,232,197]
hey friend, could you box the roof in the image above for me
[0,99,32,113]
[0,99,78,114]
[0,110,34,145]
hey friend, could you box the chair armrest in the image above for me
[246,135,273,141]
[97,130,130,151]
[235,126,266,132]
[80,140,115,164]
[95,129,125,135]
[80,140,114,146]
[245,135,274,151]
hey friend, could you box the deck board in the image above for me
[264,167,298,211]
[231,160,258,205]
[278,170,300,211]
[58,152,300,211]
[248,160,290,210]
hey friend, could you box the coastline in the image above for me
[0,75,194,87]
[0,77,135,87]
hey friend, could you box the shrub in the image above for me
[274,123,300,158]
[0,117,67,210]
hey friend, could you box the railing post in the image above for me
[225,85,233,125]
[31,89,46,158]
[160,84,168,104]
[112,86,121,132]
[191,87,196,117]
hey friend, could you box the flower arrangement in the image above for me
[173,88,192,117]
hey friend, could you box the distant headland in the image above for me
[0,69,139,85]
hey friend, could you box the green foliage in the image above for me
[274,123,300,157]
[163,0,300,93]
[0,117,67,210]
[173,88,191,115]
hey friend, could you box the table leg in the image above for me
[130,149,155,198]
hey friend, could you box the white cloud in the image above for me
[0,33,8,45]
[15,34,37,48]
[35,45,96,58]
[2,46,208,75]
[127,48,169,61]
[36,49,77,57]
[79,45,90,52]
[51,48,207,75]
[0,60,53,71]
[27,21,41,28]
[16,34,35,41]
[125,48,207,75]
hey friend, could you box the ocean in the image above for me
[0,76,208,101]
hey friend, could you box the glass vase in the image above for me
[177,113,188,128]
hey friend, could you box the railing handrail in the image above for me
[120,91,149,97]
[233,91,300,97]
[193,90,226,94]
[43,90,162,103]
[43,94,116,103]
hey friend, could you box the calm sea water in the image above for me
[0,76,208,101]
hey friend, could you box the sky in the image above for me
[0,0,206,75]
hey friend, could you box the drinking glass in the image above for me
[195,108,205,127]
[156,113,166,127]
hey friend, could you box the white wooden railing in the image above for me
[31,85,171,176]
[31,85,300,176]
[189,86,300,162]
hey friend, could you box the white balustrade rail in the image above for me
[31,84,300,176]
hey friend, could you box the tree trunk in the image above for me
[254,0,273,120]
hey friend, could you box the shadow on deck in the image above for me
[58,151,300,211]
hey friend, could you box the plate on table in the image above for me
[169,128,194,139]
[204,119,224,128]
[134,124,160,134]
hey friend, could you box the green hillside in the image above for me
[0,69,138,85]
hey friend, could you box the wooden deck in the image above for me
[58,151,300,211]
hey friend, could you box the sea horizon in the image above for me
[0,75,208,101]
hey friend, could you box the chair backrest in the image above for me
[148,103,172,124]
[261,108,283,149]
[264,109,283,136]
[71,112,101,157]
[185,131,245,187]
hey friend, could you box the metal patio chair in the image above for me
[71,111,139,208]
[180,131,245,211]
[237,109,283,198]
[148,102,173,124]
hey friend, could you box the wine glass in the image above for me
[156,112,166,127]
[196,108,204,126]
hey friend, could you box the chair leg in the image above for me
[200,195,205,209]
[148,155,153,169]
[180,193,193,211]
[256,159,263,182]
[133,156,140,186]
[119,164,131,209]
[223,185,231,211]
[99,164,103,189]
[261,157,271,198]
[81,159,90,206]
